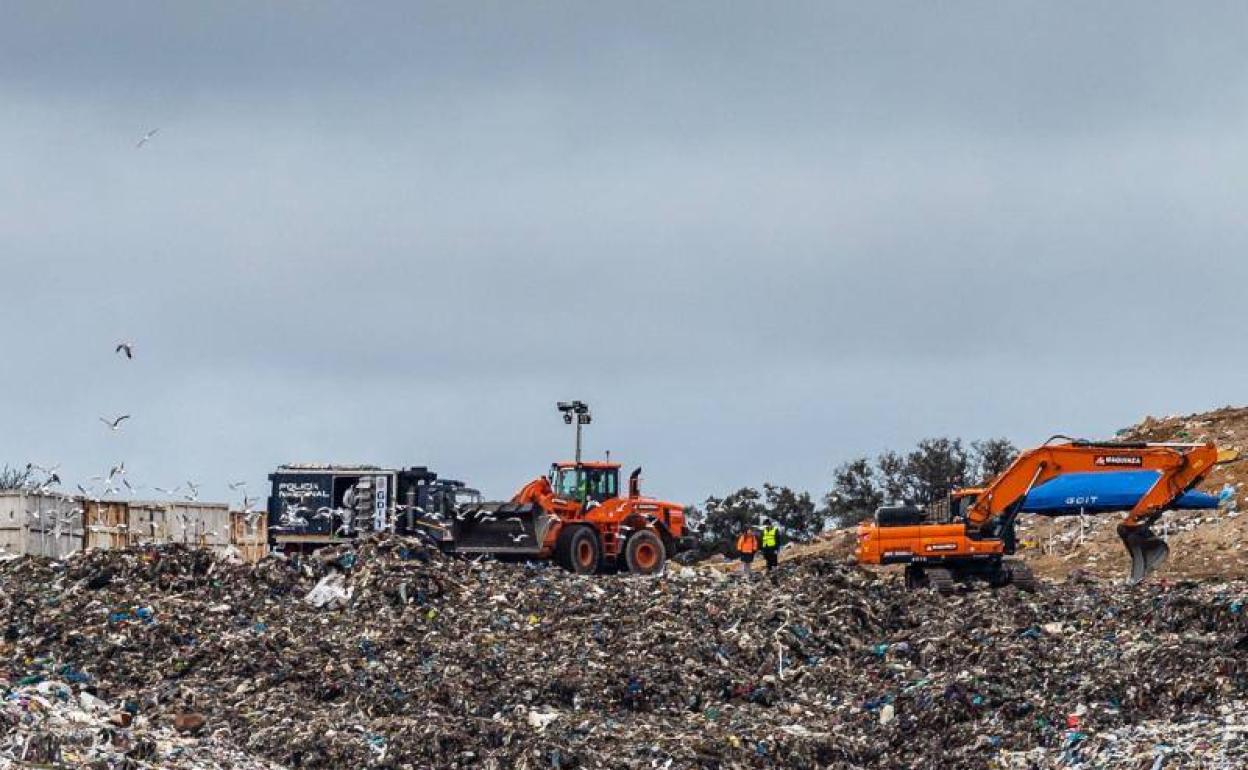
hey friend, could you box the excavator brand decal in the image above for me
[926,543,958,552]
[1095,455,1143,467]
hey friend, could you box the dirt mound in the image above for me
[1118,405,1248,499]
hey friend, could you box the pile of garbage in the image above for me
[0,539,1245,768]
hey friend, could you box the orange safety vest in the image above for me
[736,531,759,554]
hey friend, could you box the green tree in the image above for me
[699,487,767,552]
[824,457,883,528]
[875,450,909,503]
[0,464,32,491]
[763,483,821,542]
[970,438,1019,484]
[903,437,970,505]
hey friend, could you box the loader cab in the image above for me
[549,461,621,504]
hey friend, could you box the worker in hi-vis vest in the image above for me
[760,519,780,571]
[735,526,759,574]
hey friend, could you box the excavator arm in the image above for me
[964,439,1219,583]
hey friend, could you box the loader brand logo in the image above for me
[1095,455,1143,467]
[926,543,958,552]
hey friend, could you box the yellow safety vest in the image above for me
[761,527,778,548]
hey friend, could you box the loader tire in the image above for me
[557,526,600,575]
[624,529,667,575]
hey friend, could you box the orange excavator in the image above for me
[856,439,1219,592]
[433,401,692,574]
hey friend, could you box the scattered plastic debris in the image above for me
[0,537,1243,768]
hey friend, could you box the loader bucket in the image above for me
[1118,522,1169,585]
[450,502,553,556]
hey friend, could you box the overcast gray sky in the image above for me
[2,2,1246,507]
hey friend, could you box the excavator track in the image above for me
[926,567,955,595]
[1004,559,1038,592]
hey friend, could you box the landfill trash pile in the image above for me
[0,539,1245,769]
[1120,406,1248,502]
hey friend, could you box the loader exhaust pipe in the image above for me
[629,467,641,498]
[1118,522,1169,585]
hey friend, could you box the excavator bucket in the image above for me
[449,502,554,556]
[1118,522,1170,585]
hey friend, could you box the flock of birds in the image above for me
[16,327,267,551]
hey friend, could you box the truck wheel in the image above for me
[558,526,600,575]
[624,529,667,575]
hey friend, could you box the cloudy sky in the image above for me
[2,2,1246,507]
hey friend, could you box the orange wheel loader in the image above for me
[425,401,693,575]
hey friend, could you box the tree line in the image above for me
[690,437,1018,553]
[0,465,33,491]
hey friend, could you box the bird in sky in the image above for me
[114,341,134,359]
[228,481,247,491]
[135,129,158,148]
[100,415,130,431]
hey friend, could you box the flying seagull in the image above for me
[135,129,158,148]
[228,481,247,491]
[115,341,134,359]
[100,415,130,431]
